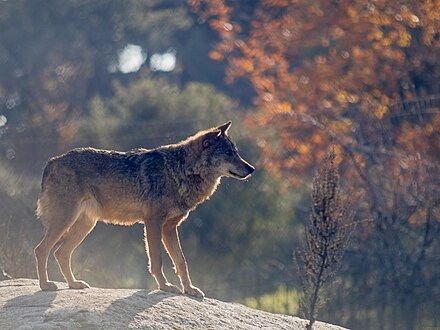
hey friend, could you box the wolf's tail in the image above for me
[36,197,43,220]
[36,161,53,219]
[40,160,54,193]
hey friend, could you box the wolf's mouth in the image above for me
[228,170,241,177]
[228,170,247,179]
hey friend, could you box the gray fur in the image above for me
[34,121,254,297]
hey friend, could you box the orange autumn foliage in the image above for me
[190,0,440,197]
[192,3,439,327]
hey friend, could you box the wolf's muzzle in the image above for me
[231,159,254,179]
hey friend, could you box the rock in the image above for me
[0,279,347,330]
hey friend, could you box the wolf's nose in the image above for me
[246,163,255,174]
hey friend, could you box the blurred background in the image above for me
[0,1,439,329]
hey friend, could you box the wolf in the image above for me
[34,121,254,297]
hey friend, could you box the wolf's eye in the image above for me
[225,150,233,157]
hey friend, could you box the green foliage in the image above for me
[0,0,194,164]
[80,75,238,149]
[242,284,300,315]
[0,163,40,277]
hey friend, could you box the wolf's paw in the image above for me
[160,283,182,295]
[40,281,58,291]
[69,280,90,290]
[184,285,205,298]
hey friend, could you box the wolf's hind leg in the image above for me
[54,214,96,289]
[35,196,81,291]
[35,222,72,290]
[144,219,181,294]
[162,217,204,298]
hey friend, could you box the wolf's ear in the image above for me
[217,121,232,135]
[201,130,221,149]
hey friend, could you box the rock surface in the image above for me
[0,279,347,329]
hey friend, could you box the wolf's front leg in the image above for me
[144,219,181,294]
[162,217,205,298]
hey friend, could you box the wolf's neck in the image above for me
[166,149,221,211]
[179,174,221,211]
[182,163,221,209]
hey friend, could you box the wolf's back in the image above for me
[36,148,155,221]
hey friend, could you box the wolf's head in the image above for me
[196,121,255,180]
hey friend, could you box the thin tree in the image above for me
[296,150,353,330]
